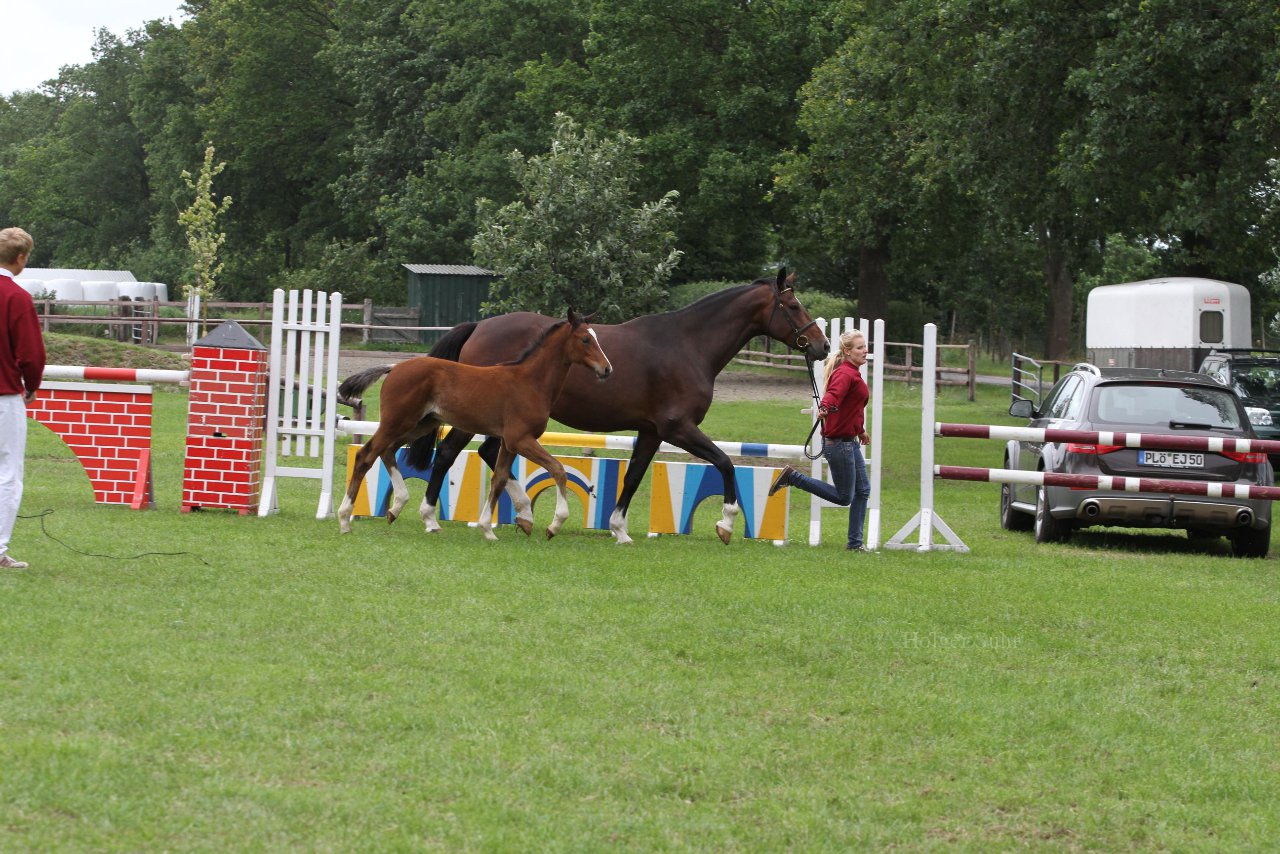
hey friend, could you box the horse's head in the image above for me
[567,309,613,379]
[764,268,830,360]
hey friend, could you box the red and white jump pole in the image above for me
[937,423,1280,455]
[936,465,1280,501]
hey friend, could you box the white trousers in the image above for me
[0,394,27,558]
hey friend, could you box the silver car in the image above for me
[1000,365,1273,557]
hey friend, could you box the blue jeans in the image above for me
[787,438,870,549]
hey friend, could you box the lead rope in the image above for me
[803,354,824,460]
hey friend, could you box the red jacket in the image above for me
[0,273,45,397]
[819,360,868,439]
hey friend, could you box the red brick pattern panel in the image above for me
[26,381,154,508]
[181,345,269,514]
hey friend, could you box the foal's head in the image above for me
[565,309,613,379]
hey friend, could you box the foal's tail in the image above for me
[428,320,479,362]
[337,365,394,402]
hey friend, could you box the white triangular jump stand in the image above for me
[885,322,969,553]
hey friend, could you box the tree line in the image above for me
[2,0,1278,357]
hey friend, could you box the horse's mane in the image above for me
[500,318,569,366]
[666,277,773,317]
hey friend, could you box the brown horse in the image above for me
[337,310,612,540]
[406,269,828,544]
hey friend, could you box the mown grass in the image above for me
[2,381,1278,851]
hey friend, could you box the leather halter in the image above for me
[770,289,821,352]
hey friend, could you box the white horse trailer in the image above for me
[1085,277,1251,371]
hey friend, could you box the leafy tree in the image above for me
[520,0,832,282]
[0,30,155,268]
[1063,0,1280,282]
[472,114,681,321]
[330,0,590,266]
[180,0,353,296]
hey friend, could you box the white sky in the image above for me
[2,0,187,98]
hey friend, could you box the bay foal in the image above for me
[337,310,612,540]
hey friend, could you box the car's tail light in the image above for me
[1221,450,1267,464]
[1066,442,1123,455]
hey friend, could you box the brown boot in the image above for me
[768,465,798,497]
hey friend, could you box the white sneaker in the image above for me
[0,554,29,569]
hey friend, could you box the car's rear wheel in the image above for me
[1034,486,1071,544]
[1000,481,1033,531]
[1229,526,1270,558]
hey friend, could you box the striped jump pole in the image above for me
[937,423,1280,456]
[936,465,1280,501]
[43,365,190,384]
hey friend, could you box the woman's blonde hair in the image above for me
[822,328,865,386]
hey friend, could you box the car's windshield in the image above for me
[1233,364,1280,398]
[1094,384,1244,429]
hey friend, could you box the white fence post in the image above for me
[258,288,343,519]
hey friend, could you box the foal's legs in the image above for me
[510,437,571,539]
[339,430,399,533]
[420,433,533,534]
[477,444,516,541]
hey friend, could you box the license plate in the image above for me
[1138,450,1204,469]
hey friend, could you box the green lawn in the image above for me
[2,381,1277,851]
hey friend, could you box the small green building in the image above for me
[403,264,498,344]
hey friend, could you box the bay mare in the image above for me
[337,310,612,540]
[410,270,829,544]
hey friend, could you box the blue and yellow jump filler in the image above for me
[345,444,790,541]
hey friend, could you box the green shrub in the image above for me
[798,291,857,322]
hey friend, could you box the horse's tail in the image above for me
[428,321,480,362]
[337,365,394,402]
[406,427,440,471]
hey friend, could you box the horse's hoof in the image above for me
[482,531,498,542]
[614,535,633,546]
[516,518,533,536]
[386,512,397,525]
[546,528,556,540]
[716,524,732,545]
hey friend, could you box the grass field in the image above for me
[2,379,1278,851]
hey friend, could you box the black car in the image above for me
[1198,349,1280,466]
[1001,364,1273,557]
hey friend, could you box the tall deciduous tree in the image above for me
[472,114,681,321]
[521,0,831,281]
[178,143,233,306]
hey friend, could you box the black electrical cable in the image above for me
[17,509,211,566]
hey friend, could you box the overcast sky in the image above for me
[2,0,186,97]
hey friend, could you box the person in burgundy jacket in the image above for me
[0,227,44,569]
[769,328,872,551]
